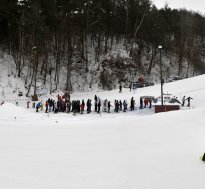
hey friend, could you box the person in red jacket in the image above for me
[80,102,84,114]
[144,98,149,108]
[45,101,48,113]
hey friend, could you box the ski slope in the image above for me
[0,75,205,188]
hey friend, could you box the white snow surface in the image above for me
[0,75,205,188]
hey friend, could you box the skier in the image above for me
[123,100,127,112]
[73,100,77,115]
[80,102,84,114]
[45,101,48,113]
[52,100,55,111]
[57,100,60,112]
[97,100,101,113]
[148,99,152,108]
[66,100,71,113]
[186,96,193,107]
[130,97,135,111]
[140,97,143,109]
[119,100,122,111]
[115,100,119,112]
[144,98,149,108]
[94,95,97,102]
[36,102,41,112]
[119,85,122,93]
[54,102,58,113]
[87,99,92,114]
[82,100,85,111]
[182,96,186,107]
[48,99,52,112]
[129,83,132,91]
[108,101,111,113]
[104,99,108,112]
[89,99,92,113]
[114,100,116,112]
[77,100,81,113]
[94,99,97,112]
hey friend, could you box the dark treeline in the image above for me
[0,0,205,94]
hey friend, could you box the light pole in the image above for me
[158,45,163,106]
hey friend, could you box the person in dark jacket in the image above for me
[114,100,116,112]
[140,97,143,109]
[182,96,186,107]
[186,96,193,107]
[67,100,71,113]
[94,100,97,112]
[82,100,85,111]
[73,100,77,114]
[130,97,135,111]
[129,83,132,91]
[108,101,111,113]
[89,99,92,113]
[119,85,122,93]
[115,100,119,112]
[57,100,60,112]
[123,100,127,112]
[36,102,41,112]
[94,95,97,102]
[71,101,74,112]
[77,100,80,113]
[119,100,122,111]
[87,99,91,114]
[97,100,101,113]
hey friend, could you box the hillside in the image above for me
[0,44,198,100]
[0,52,27,100]
[1,0,205,94]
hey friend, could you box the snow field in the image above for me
[0,75,205,188]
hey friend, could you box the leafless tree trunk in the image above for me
[17,22,22,77]
[54,32,60,91]
[66,39,72,92]
[26,26,36,97]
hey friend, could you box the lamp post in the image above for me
[158,45,163,106]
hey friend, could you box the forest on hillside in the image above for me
[0,0,205,94]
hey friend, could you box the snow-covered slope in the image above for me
[68,74,205,109]
[0,52,28,101]
[0,72,205,187]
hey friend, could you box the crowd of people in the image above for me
[34,94,153,115]
[33,92,193,115]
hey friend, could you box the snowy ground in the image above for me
[0,75,205,188]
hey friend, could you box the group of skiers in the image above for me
[34,94,150,114]
[181,96,193,107]
[140,97,152,109]
[34,93,193,114]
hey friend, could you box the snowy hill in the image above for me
[0,72,205,188]
[0,53,28,101]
